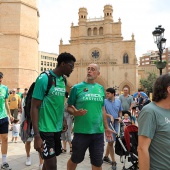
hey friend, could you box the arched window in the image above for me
[93,27,97,35]
[87,28,91,36]
[123,53,129,64]
[99,27,103,35]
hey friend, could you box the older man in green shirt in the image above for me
[67,63,113,170]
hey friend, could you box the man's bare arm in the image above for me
[5,99,13,121]
[30,98,42,135]
[138,135,151,170]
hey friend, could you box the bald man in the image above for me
[67,63,113,170]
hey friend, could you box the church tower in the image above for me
[0,0,39,89]
[103,4,113,21]
[78,7,88,37]
[103,5,113,35]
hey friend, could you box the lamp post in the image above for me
[113,85,119,97]
[113,85,119,90]
[152,25,166,75]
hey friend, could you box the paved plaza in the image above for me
[0,132,132,170]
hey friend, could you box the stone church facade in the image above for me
[59,5,137,94]
[0,0,39,89]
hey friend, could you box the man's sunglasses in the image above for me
[67,63,74,69]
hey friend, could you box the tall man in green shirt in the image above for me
[0,72,13,170]
[67,63,113,170]
[31,52,76,170]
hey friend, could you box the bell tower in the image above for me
[103,5,113,21]
[103,5,113,35]
[0,0,39,89]
[78,7,88,37]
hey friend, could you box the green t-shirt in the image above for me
[0,84,9,119]
[32,70,66,132]
[68,81,105,134]
[138,102,170,170]
[16,92,22,98]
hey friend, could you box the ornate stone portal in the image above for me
[60,5,137,95]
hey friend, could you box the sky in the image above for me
[38,0,170,59]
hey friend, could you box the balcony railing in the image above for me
[87,17,104,22]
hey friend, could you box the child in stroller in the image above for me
[123,113,131,123]
[121,111,136,134]
[111,111,138,170]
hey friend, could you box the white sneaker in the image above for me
[39,164,43,170]
[25,157,31,166]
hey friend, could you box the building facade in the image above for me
[0,0,39,89]
[38,51,58,74]
[139,47,170,79]
[59,5,137,94]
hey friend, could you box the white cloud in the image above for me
[38,0,170,58]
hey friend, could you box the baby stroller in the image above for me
[111,111,138,170]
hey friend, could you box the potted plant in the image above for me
[154,60,167,69]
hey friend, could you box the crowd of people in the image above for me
[0,52,170,170]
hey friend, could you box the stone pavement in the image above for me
[0,133,131,170]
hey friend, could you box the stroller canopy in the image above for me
[124,125,138,152]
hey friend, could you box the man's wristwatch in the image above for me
[34,132,40,137]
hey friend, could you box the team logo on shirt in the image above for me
[83,88,88,92]
[49,148,55,155]
[83,93,103,101]
[52,87,65,96]
[11,97,16,101]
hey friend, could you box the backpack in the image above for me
[20,70,66,143]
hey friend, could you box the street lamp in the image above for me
[113,85,119,94]
[113,85,119,91]
[152,25,167,75]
